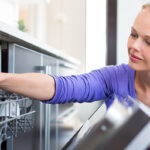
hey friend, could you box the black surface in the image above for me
[106,0,117,65]
[2,42,8,72]
[1,140,7,150]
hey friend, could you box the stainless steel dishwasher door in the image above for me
[62,96,150,150]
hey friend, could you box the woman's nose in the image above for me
[131,38,142,51]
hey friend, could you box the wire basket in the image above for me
[0,90,36,142]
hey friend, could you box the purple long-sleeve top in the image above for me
[43,64,136,108]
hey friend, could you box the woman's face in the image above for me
[128,8,150,71]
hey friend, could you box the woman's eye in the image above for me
[130,33,138,38]
[146,40,150,46]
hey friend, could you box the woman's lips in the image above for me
[130,54,142,62]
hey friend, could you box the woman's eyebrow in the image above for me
[131,26,150,39]
[144,35,150,39]
[131,26,137,32]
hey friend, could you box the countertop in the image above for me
[0,21,79,65]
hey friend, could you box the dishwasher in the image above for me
[0,43,56,150]
[0,91,36,150]
[62,95,150,150]
[0,43,80,150]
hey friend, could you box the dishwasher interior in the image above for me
[0,90,35,150]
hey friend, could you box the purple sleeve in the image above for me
[42,66,117,104]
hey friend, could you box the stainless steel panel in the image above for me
[63,96,150,150]
[8,44,42,150]
[43,54,59,150]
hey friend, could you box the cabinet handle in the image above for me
[35,66,52,74]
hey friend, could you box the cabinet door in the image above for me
[43,54,59,75]
[57,60,78,150]
[9,44,41,73]
[8,43,42,150]
[43,54,59,150]
[57,60,77,116]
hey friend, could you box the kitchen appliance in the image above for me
[0,91,36,150]
[0,43,80,150]
[62,95,150,150]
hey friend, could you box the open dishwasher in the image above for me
[0,90,35,150]
[62,95,150,150]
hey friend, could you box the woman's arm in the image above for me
[0,72,55,100]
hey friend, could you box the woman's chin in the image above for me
[128,61,149,71]
[128,61,142,71]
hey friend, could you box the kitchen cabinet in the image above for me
[7,43,42,150]
[42,55,79,150]
[57,60,78,149]
[42,54,59,150]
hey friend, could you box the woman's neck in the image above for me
[135,71,150,107]
[135,71,150,90]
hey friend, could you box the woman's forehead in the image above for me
[133,9,150,35]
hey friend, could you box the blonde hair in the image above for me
[142,3,150,9]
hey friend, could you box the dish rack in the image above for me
[0,90,36,145]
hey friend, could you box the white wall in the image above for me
[46,0,86,74]
[86,0,107,72]
[117,0,150,64]
[0,0,18,27]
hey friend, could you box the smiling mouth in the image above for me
[130,54,142,62]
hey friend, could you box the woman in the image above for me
[0,4,150,108]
